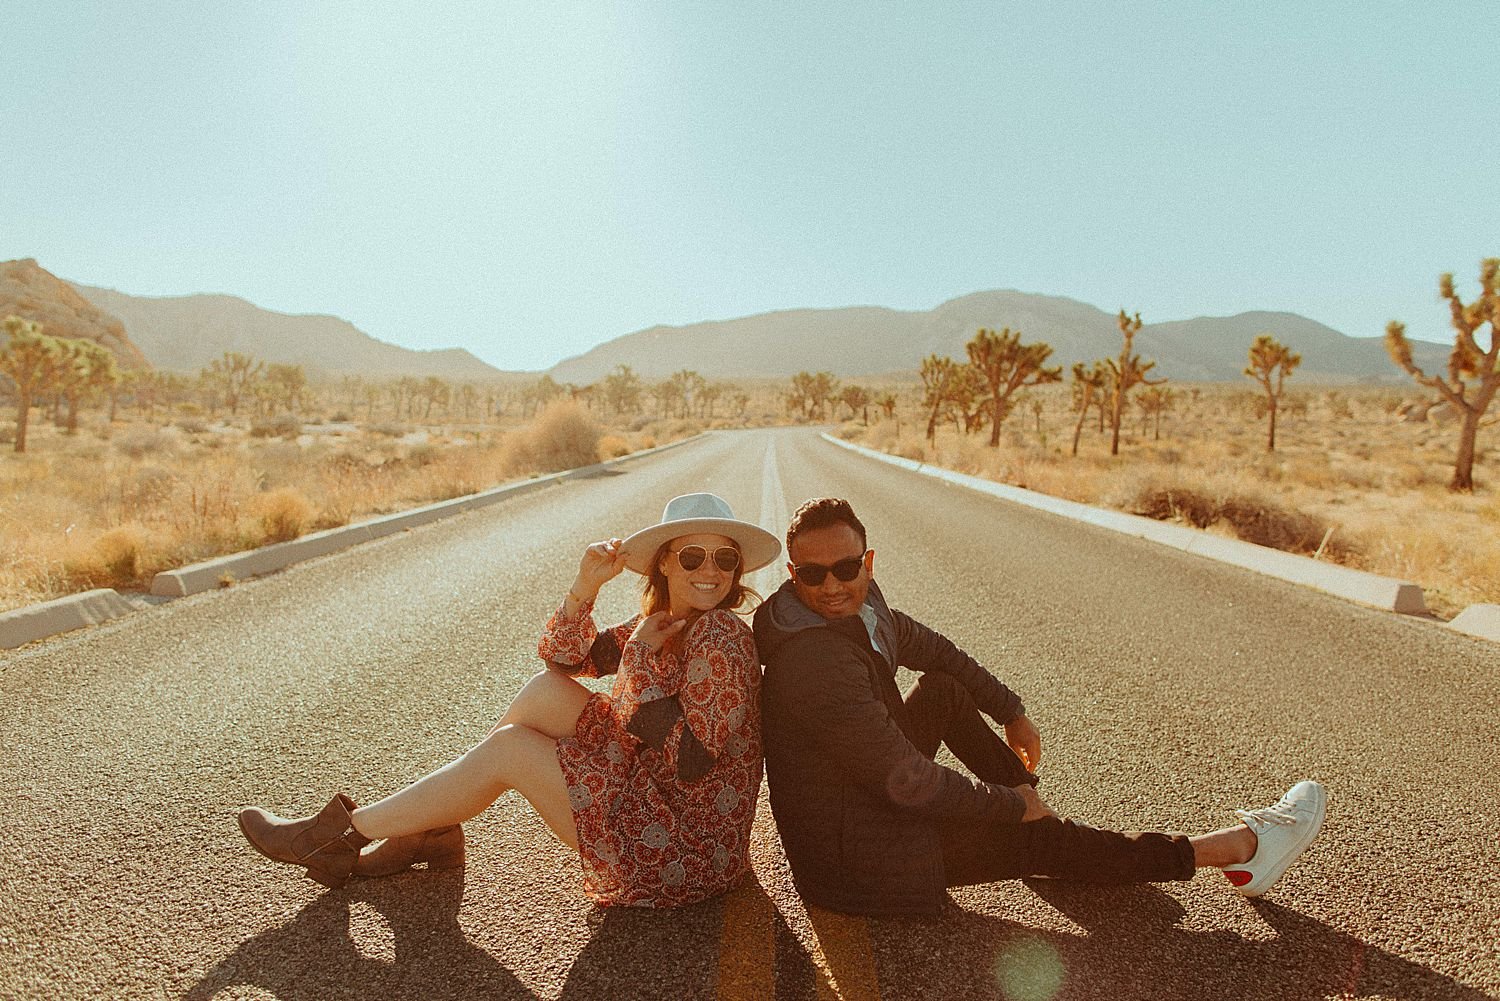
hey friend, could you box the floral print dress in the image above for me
[538,599,763,907]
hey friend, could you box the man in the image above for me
[753,497,1326,918]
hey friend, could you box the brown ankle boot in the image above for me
[237,793,372,889]
[354,824,465,878]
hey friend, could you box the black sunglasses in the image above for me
[791,552,868,586]
[671,545,741,573]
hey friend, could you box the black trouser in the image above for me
[903,673,1196,888]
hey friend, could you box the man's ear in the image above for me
[785,561,797,581]
[864,548,875,577]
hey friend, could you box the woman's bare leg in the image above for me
[350,671,592,847]
[492,668,596,739]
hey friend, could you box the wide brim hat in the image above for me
[619,493,782,575]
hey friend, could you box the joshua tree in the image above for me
[807,371,838,421]
[698,381,724,420]
[602,364,643,416]
[946,365,988,436]
[667,370,705,418]
[965,327,1062,447]
[1106,310,1165,455]
[458,383,479,421]
[0,316,61,452]
[1244,333,1301,451]
[266,364,308,414]
[206,351,264,417]
[1136,386,1176,441]
[651,378,682,418]
[55,338,116,432]
[83,340,121,424]
[1386,258,1500,491]
[838,384,871,424]
[338,375,364,413]
[919,355,959,443]
[532,375,564,417]
[1069,361,1108,456]
[418,376,450,419]
[876,392,898,421]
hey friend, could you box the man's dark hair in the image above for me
[786,497,867,555]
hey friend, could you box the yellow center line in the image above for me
[720,433,882,999]
[717,874,778,1001]
[806,905,880,1001]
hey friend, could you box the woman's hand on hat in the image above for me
[629,611,686,652]
[572,538,628,603]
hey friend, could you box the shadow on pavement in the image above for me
[867,881,1491,1001]
[186,871,532,1001]
[557,897,724,1001]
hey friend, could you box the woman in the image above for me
[238,492,780,908]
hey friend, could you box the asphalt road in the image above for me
[1,426,1496,1001]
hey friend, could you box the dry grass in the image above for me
[841,383,1500,619]
[0,403,698,612]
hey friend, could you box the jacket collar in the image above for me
[760,578,897,671]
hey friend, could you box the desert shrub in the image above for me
[1134,486,1354,559]
[250,415,301,439]
[894,440,926,462]
[116,428,174,460]
[0,425,14,444]
[859,419,903,453]
[1134,487,1219,528]
[95,525,146,581]
[639,418,703,444]
[515,400,601,472]
[255,487,314,544]
[406,443,441,467]
[121,466,177,509]
[1217,498,1329,554]
[432,476,479,501]
[597,434,631,460]
[177,417,208,434]
[366,423,408,438]
[66,525,151,589]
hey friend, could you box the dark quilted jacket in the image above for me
[753,579,1028,917]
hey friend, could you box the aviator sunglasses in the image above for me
[670,545,742,573]
[791,552,870,585]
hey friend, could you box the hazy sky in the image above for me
[4,2,1495,371]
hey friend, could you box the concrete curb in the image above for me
[0,433,705,651]
[821,434,1432,618]
[1447,604,1500,642]
[0,589,147,651]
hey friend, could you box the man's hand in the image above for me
[1005,714,1041,773]
[1011,782,1057,823]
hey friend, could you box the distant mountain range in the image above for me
[73,281,507,381]
[548,290,1446,384]
[1,257,1446,384]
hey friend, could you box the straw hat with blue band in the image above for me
[618,493,782,575]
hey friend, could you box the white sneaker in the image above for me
[1222,780,1328,897]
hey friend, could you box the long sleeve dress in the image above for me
[538,598,763,907]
